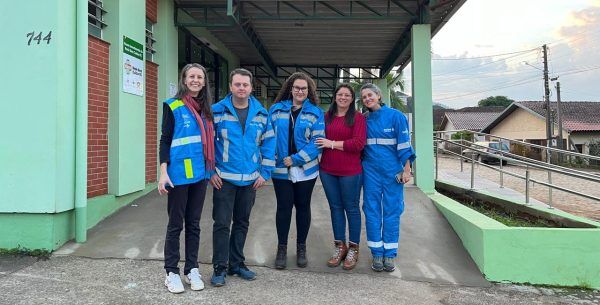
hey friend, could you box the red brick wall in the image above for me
[146,61,159,183]
[146,0,158,23]
[88,36,110,198]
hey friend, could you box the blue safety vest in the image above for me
[269,99,325,180]
[165,98,206,186]
[211,94,276,186]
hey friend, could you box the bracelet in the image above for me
[331,141,335,149]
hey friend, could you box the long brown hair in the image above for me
[175,63,213,121]
[274,72,320,105]
[326,84,356,126]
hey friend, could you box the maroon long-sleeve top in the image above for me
[319,112,367,176]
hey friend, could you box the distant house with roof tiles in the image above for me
[437,106,504,149]
[480,101,600,155]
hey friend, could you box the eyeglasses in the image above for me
[292,86,308,93]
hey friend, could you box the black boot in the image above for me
[275,244,287,269]
[297,243,307,268]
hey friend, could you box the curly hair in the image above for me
[274,72,320,105]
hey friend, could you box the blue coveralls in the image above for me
[362,105,416,258]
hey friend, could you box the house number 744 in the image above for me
[26,31,52,45]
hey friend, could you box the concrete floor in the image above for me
[55,182,488,287]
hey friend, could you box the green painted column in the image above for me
[374,78,390,107]
[104,0,147,196]
[411,24,435,194]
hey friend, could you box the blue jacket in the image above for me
[363,105,416,174]
[211,94,276,186]
[269,99,325,180]
[165,98,207,186]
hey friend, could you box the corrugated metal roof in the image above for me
[175,0,466,70]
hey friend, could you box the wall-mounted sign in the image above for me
[122,36,144,96]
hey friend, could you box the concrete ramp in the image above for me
[56,183,489,287]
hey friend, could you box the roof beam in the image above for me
[379,26,412,77]
[228,0,278,79]
[390,0,416,17]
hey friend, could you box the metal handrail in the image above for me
[456,139,600,182]
[437,129,600,162]
[434,137,600,207]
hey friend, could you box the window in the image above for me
[88,0,107,38]
[145,19,156,61]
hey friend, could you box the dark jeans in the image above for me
[212,180,256,268]
[319,171,362,244]
[273,177,317,245]
[164,179,208,275]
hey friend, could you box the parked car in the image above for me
[462,141,510,165]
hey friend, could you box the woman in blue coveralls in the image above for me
[269,72,325,269]
[158,63,215,293]
[360,83,415,272]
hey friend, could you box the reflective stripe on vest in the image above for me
[216,168,259,181]
[366,138,397,145]
[261,159,276,167]
[169,100,185,111]
[397,142,411,150]
[303,158,318,169]
[171,135,202,148]
[272,112,290,121]
[221,129,229,162]
[274,167,288,174]
[298,150,311,162]
[251,116,267,124]
[184,158,194,179]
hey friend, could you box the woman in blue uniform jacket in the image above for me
[269,72,325,269]
[360,83,415,273]
[158,63,215,293]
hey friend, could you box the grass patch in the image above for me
[436,188,564,228]
[0,246,51,259]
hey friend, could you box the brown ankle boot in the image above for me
[343,242,359,270]
[327,241,348,267]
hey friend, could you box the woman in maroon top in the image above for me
[315,84,366,270]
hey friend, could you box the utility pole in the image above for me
[555,81,563,150]
[542,44,552,148]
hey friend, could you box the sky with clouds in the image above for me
[402,0,600,109]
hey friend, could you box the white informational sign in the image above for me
[169,82,177,97]
[122,36,144,96]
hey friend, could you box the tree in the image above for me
[477,96,515,108]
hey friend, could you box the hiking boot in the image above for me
[210,265,227,287]
[371,256,384,272]
[164,272,185,293]
[327,241,348,267]
[228,262,256,280]
[297,243,308,268]
[184,268,204,291]
[342,242,359,270]
[383,257,396,272]
[275,244,287,269]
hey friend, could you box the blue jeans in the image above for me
[319,171,362,244]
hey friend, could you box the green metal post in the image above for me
[411,24,435,194]
[374,78,390,107]
[75,0,88,242]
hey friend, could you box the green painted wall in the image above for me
[0,184,155,251]
[0,1,76,213]
[104,0,147,196]
[411,24,435,194]
[430,187,600,288]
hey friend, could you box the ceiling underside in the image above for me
[175,0,466,77]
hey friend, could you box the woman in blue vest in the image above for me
[360,83,415,273]
[269,72,325,269]
[158,63,215,293]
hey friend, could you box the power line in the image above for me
[434,75,542,101]
[432,48,539,77]
[431,47,539,60]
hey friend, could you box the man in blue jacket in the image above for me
[209,68,276,286]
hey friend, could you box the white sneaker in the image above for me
[184,268,205,291]
[164,272,185,293]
